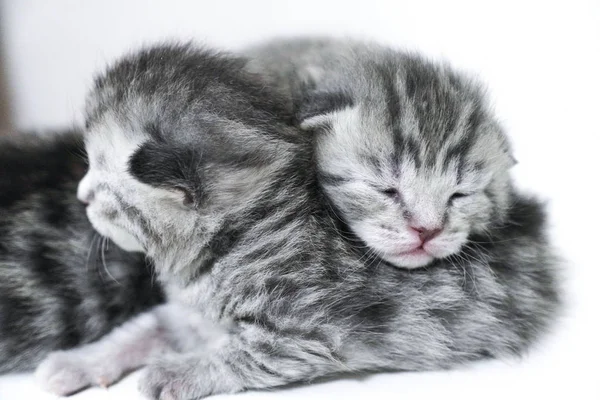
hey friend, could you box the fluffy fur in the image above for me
[35,44,559,399]
[0,130,163,373]
[246,38,516,268]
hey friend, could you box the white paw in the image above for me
[35,350,120,395]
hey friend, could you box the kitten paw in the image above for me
[139,359,217,400]
[35,350,121,395]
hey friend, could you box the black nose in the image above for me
[411,226,442,243]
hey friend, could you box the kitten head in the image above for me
[78,43,297,270]
[301,54,515,269]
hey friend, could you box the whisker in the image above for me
[100,236,121,285]
[146,254,159,288]
[449,252,480,296]
[86,232,100,272]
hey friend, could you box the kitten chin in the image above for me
[93,220,145,253]
[384,250,434,269]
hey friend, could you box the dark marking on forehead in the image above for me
[442,137,473,172]
[373,64,405,164]
[449,106,489,178]
[440,104,482,173]
[440,111,461,143]
[403,58,435,100]
[402,136,422,169]
[442,140,470,169]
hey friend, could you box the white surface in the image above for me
[1,0,599,399]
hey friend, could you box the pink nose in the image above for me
[411,226,442,243]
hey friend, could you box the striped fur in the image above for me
[36,44,560,399]
[245,38,517,269]
[0,130,163,373]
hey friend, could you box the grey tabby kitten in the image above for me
[0,130,162,373]
[245,38,517,269]
[35,44,559,399]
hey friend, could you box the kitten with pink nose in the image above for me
[246,38,513,269]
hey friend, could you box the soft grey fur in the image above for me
[36,43,560,399]
[245,38,518,269]
[0,130,162,373]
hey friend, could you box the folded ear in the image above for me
[297,90,354,130]
[128,142,202,207]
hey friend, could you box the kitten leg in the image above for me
[36,305,172,396]
[138,324,342,400]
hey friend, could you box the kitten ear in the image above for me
[128,142,201,208]
[297,90,354,129]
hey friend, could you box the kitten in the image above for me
[245,38,514,269]
[35,44,559,399]
[0,130,163,373]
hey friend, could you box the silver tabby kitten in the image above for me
[36,44,559,399]
[0,130,162,373]
[245,38,515,269]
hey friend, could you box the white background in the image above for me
[0,0,599,399]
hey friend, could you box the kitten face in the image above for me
[77,112,222,270]
[77,44,295,271]
[302,60,514,269]
[77,121,145,253]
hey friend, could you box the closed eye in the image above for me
[380,188,399,198]
[449,192,471,203]
[173,186,194,207]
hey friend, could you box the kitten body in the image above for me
[35,44,560,399]
[0,130,163,373]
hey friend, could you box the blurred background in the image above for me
[0,1,599,399]
[0,20,10,134]
[1,0,597,132]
